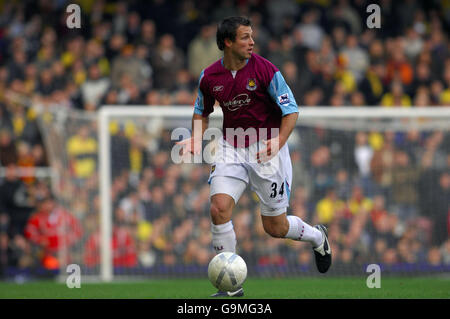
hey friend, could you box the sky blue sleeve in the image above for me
[194,70,205,115]
[267,71,299,116]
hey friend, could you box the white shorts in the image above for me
[209,138,292,216]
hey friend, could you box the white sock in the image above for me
[285,215,323,247]
[211,220,236,253]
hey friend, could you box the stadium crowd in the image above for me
[0,0,449,278]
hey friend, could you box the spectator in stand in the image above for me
[187,24,222,80]
[314,188,346,226]
[340,34,369,83]
[36,68,56,98]
[273,34,296,70]
[369,195,389,230]
[329,65,345,105]
[350,91,366,106]
[381,80,412,107]
[334,169,352,200]
[413,87,431,106]
[137,19,157,53]
[0,164,34,237]
[125,11,141,44]
[66,125,98,182]
[347,185,373,217]
[145,90,162,106]
[24,194,82,270]
[152,34,185,90]
[16,141,35,185]
[441,239,450,265]
[172,69,195,93]
[359,62,387,106]
[294,8,323,51]
[427,247,442,266]
[410,62,432,98]
[84,224,137,268]
[430,80,442,105]
[0,129,17,166]
[403,27,424,62]
[265,0,299,37]
[111,44,149,90]
[386,42,414,87]
[429,171,450,245]
[391,150,421,221]
[440,61,450,105]
[135,43,153,90]
[281,60,303,99]
[102,88,119,105]
[370,132,396,198]
[309,145,334,203]
[7,49,27,81]
[80,63,110,109]
[354,132,374,194]
[303,87,324,106]
[105,33,126,63]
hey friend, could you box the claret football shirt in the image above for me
[194,53,299,147]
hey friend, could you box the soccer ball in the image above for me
[208,252,247,292]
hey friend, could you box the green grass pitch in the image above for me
[0,277,449,299]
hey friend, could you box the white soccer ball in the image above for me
[208,252,247,292]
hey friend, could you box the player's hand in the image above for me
[176,137,202,155]
[256,138,280,163]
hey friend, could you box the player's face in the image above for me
[230,25,254,60]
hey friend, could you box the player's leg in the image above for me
[249,142,331,272]
[209,175,247,297]
[260,211,289,238]
[210,175,247,254]
[249,142,321,242]
[209,137,249,255]
[259,198,331,273]
[259,206,322,246]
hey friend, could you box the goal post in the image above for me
[97,107,216,281]
[38,106,450,282]
[97,106,225,282]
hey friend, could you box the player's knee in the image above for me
[210,200,232,224]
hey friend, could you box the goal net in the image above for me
[38,106,450,281]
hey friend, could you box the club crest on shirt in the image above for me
[211,165,216,173]
[246,78,257,91]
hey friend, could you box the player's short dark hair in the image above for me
[216,16,252,51]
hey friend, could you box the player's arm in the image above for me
[177,111,210,156]
[257,71,299,162]
[186,113,209,155]
[278,111,299,149]
[192,113,209,138]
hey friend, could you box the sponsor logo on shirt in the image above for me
[246,78,257,91]
[278,93,290,105]
[223,93,251,111]
[213,85,224,92]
